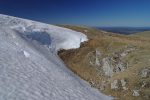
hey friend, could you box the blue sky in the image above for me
[0,0,150,27]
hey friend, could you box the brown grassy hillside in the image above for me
[58,25,150,100]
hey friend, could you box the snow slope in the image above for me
[0,14,88,52]
[0,14,112,100]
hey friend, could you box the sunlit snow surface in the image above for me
[0,14,88,52]
[0,14,112,100]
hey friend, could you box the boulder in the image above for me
[102,57,113,77]
[140,68,150,78]
[120,48,135,57]
[121,79,128,90]
[141,81,150,88]
[95,49,101,66]
[132,90,140,97]
[114,62,127,72]
[111,80,120,90]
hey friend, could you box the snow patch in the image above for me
[0,14,88,52]
[23,50,30,58]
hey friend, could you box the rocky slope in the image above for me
[58,25,150,100]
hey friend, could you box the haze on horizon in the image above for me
[0,0,150,27]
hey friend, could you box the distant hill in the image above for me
[131,31,150,37]
[96,27,150,35]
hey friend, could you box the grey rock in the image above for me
[111,80,119,90]
[87,51,96,66]
[95,49,101,66]
[102,57,113,77]
[141,68,150,78]
[132,90,140,97]
[120,48,135,57]
[121,79,126,87]
[141,81,150,88]
[111,79,128,90]
[120,52,128,57]
[121,79,128,90]
[114,62,127,72]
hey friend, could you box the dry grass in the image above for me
[58,25,150,100]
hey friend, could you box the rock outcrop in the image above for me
[111,80,120,90]
[111,79,128,90]
[102,57,114,77]
[132,90,140,97]
[140,68,150,78]
[88,46,135,77]
[121,79,128,90]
